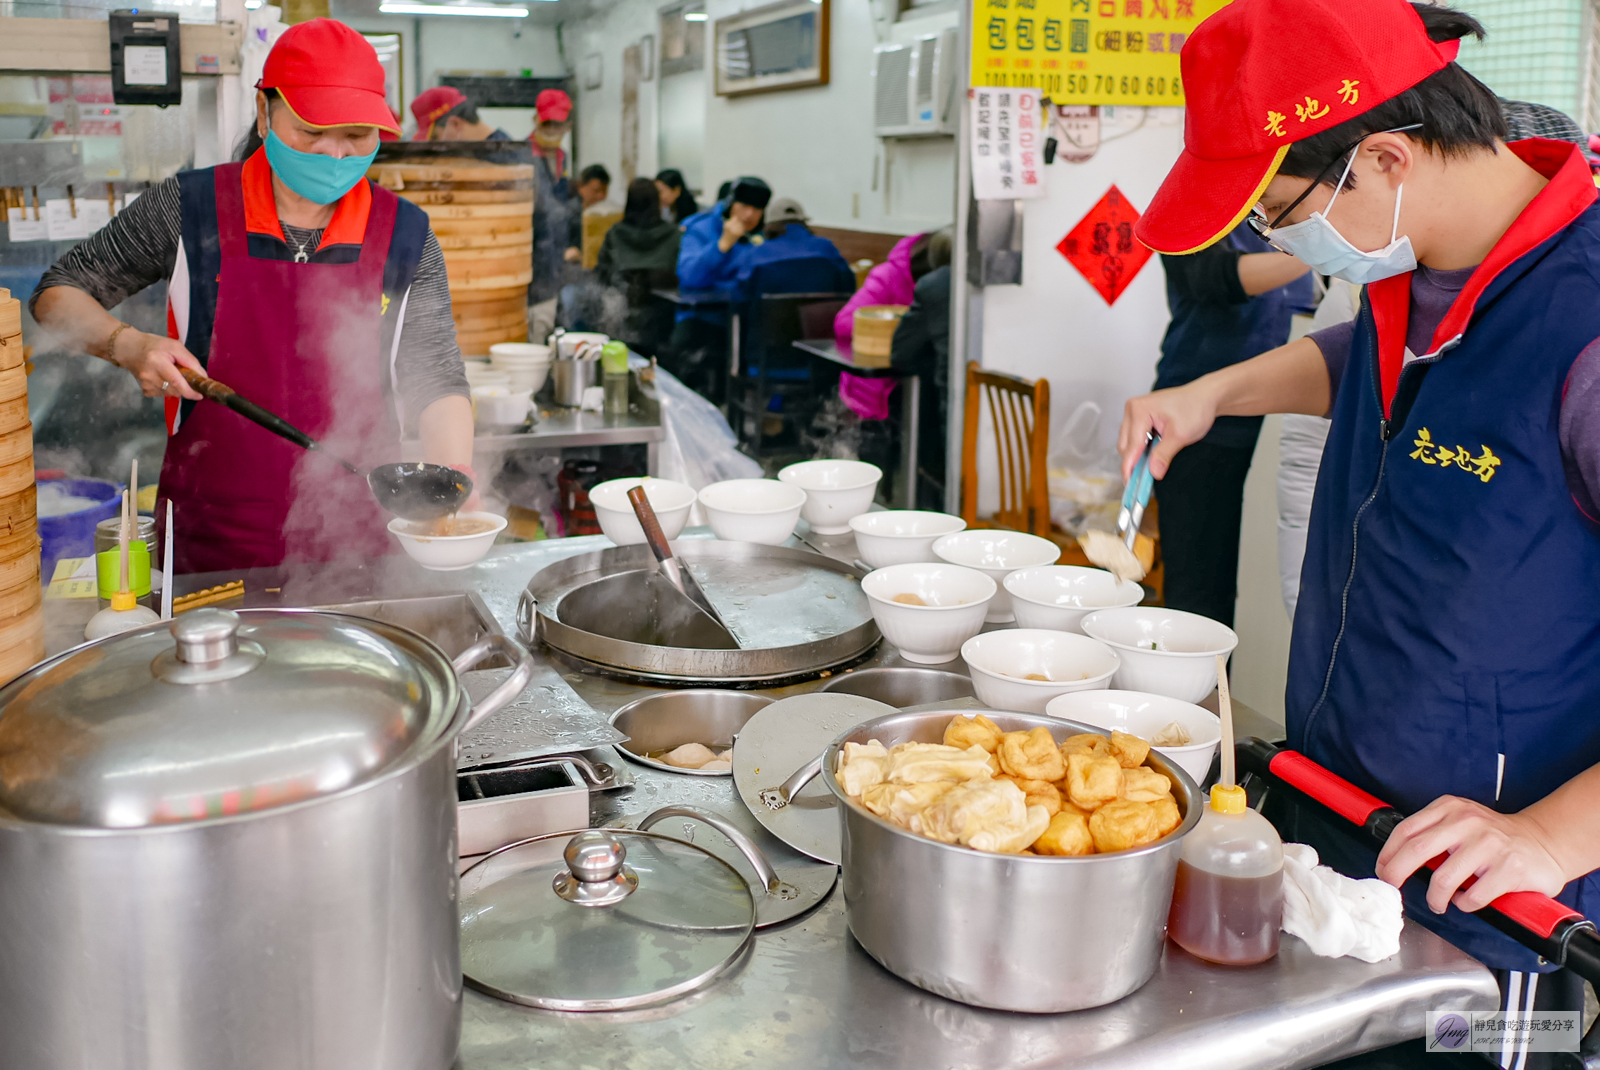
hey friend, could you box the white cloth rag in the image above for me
[1281,842,1404,962]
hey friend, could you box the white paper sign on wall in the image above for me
[45,199,89,242]
[6,207,47,243]
[970,86,1046,201]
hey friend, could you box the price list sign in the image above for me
[971,0,1232,104]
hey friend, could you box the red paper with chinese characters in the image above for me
[1056,185,1154,306]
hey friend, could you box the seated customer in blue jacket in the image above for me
[664,175,771,398]
[738,197,851,288]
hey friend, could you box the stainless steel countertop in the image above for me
[39,534,1500,1068]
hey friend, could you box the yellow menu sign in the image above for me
[971,0,1232,105]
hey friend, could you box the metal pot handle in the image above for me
[515,589,536,644]
[758,753,824,812]
[638,805,783,895]
[453,633,536,735]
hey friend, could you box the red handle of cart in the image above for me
[1236,738,1600,985]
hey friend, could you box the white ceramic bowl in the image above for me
[848,510,968,569]
[1044,689,1222,785]
[489,342,551,364]
[777,459,882,534]
[470,386,532,427]
[931,529,1062,623]
[589,477,698,546]
[387,511,506,571]
[1004,565,1145,634]
[860,563,996,665]
[697,479,806,545]
[1079,607,1240,704]
[959,629,1120,714]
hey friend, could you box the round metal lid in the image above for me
[0,609,456,829]
[459,829,755,1011]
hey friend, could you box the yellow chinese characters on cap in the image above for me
[1263,79,1360,137]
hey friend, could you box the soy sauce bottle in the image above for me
[1167,783,1284,965]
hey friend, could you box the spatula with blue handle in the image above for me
[1117,432,1159,550]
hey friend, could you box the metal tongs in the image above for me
[1117,431,1159,550]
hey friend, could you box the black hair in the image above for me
[655,168,699,222]
[440,99,481,127]
[579,163,610,188]
[234,87,278,161]
[716,180,733,202]
[622,176,661,228]
[1278,3,1507,189]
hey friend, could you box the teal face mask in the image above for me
[264,130,377,206]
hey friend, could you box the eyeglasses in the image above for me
[1247,123,1424,241]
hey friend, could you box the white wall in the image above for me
[565,0,661,186]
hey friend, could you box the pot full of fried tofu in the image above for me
[821,709,1202,1013]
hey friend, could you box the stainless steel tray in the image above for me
[517,541,880,685]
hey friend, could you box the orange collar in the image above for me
[1368,139,1598,416]
[242,147,372,251]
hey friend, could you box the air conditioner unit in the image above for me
[873,29,958,138]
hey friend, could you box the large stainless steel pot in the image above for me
[0,608,533,1070]
[819,709,1202,1013]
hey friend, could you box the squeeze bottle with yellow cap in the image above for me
[1166,655,1282,965]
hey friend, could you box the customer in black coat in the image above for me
[884,230,952,509]
[590,178,681,354]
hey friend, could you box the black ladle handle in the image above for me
[627,485,673,565]
[180,367,362,475]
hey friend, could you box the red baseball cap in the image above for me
[410,85,468,137]
[1136,0,1456,255]
[258,19,401,134]
[536,88,572,123]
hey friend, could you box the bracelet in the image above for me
[103,321,135,364]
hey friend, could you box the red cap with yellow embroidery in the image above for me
[1135,0,1456,255]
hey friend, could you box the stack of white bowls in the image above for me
[931,529,1063,624]
[470,385,532,428]
[489,343,552,396]
[462,359,510,392]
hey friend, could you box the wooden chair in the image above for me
[960,362,1052,536]
[960,361,1164,603]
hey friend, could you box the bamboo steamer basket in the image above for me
[851,304,910,367]
[0,484,37,536]
[430,217,533,240]
[0,545,37,592]
[0,364,27,404]
[369,160,535,187]
[435,229,536,251]
[454,306,526,332]
[456,324,530,353]
[452,285,527,306]
[0,396,28,436]
[421,202,532,222]
[0,300,19,341]
[0,457,32,499]
[0,289,39,679]
[397,189,533,206]
[0,524,38,564]
[0,603,44,684]
[0,425,32,469]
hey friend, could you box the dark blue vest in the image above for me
[1287,197,1600,971]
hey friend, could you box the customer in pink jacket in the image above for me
[833,232,930,420]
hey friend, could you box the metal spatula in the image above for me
[627,485,740,649]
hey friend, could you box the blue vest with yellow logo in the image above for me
[1286,200,1600,971]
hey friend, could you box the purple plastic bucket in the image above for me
[38,478,122,580]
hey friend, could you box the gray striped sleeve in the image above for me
[394,229,470,426]
[29,177,182,317]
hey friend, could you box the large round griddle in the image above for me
[520,541,880,685]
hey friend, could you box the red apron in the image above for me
[160,162,400,574]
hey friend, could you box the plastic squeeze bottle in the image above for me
[1166,656,1284,965]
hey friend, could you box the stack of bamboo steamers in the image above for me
[368,157,534,353]
[0,289,42,683]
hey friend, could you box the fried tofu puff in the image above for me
[943,713,1004,753]
[1149,795,1182,836]
[1089,799,1162,853]
[1118,766,1173,804]
[995,774,1063,816]
[997,726,1066,782]
[1064,751,1124,810]
[1032,809,1095,856]
[1060,732,1112,758]
[1108,730,1151,770]
[857,781,956,828]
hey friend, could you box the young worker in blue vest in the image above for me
[1121,0,1600,1058]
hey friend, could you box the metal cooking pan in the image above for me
[517,541,880,685]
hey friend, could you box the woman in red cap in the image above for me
[31,18,472,574]
[1124,1,1600,1062]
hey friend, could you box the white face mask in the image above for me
[1258,150,1416,285]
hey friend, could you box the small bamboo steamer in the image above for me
[0,307,18,340]
[0,363,27,403]
[454,306,527,332]
[430,217,532,239]
[452,293,525,318]
[456,323,529,351]
[0,547,37,591]
[0,457,32,499]
[0,577,42,622]
[0,525,38,563]
[446,254,531,281]
[421,202,533,221]
[0,396,29,435]
[0,333,23,372]
[435,230,537,251]
[0,485,37,535]
[0,423,30,468]
[398,189,534,206]
[0,608,45,683]
[852,304,910,364]
[445,243,533,262]
[369,161,534,186]
[451,284,527,306]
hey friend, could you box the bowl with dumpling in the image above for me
[1044,689,1221,785]
[609,690,773,776]
[816,708,1201,1013]
[959,629,1119,713]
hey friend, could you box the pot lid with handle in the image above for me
[458,824,757,1011]
[0,608,464,829]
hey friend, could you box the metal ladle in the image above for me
[179,367,471,521]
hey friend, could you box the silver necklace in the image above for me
[290,234,310,263]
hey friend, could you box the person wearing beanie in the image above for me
[30,18,472,573]
[1120,3,1600,1060]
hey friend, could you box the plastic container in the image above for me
[38,478,121,581]
[1166,784,1284,966]
[601,341,630,416]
